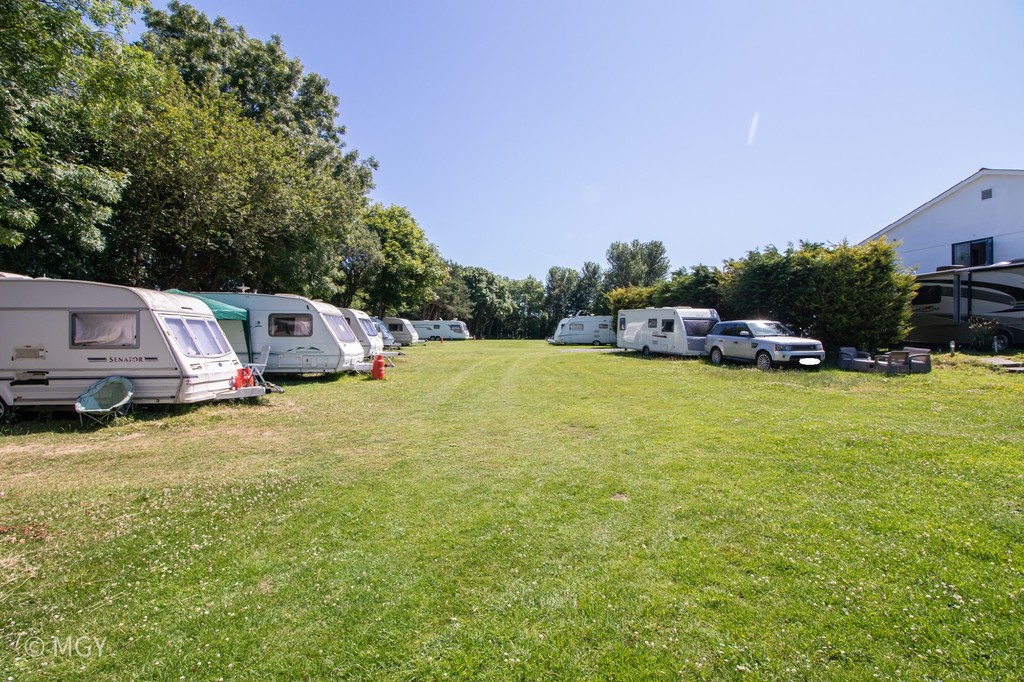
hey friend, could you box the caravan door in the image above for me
[653,316,681,354]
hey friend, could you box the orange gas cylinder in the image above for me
[233,367,254,388]
[370,354,386,380]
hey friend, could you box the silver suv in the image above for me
[705,320,824,370]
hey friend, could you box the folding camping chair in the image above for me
[75,376,134,426]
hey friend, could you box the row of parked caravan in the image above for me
[550,308,826,368]
[0,273,470,418]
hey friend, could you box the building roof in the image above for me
[861,168,1024,244]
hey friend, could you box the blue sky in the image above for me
[142,1,1024,280]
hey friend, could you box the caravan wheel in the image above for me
[641,345,651,357]
[592,339,601,346]
[994,331,1013,353]
[0,399,8,423]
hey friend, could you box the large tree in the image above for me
[359,205,448,317]
[0,0,139,252]
[603,239,670,290]
[505,276,548,339]
[654,264,724,312]
[543,266,579,322]
[461,266,513,338]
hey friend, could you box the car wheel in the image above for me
[641,345,651,357]
[994,330,1012,353]
[710,347,724,365]
[755,351,773,371]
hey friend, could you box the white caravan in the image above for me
[549,314,615,345]
[338,308,385,358]
[617,307,721,356]
[200,292,364,373]
[0,276,264,414]
[412,320,471,341]
[909,260,1024,350]
[383,317,421,346]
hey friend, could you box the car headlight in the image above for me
[774,344,793,352]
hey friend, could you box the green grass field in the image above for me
[2,341,1023,680]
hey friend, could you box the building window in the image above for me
[981,188,993,200]
[952,238,993,267]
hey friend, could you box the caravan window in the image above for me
[647,318,657,328]
[163,317,200,356]
[569,323,585,331]
[269,314,313,337]
[661,319,675,333]
[683,319,714,336]
[913,285,942,306]
[71,312,139,348]
[388,323,404,332]
[186,318,229,355]
[324,315,357,343]
[162,316,232,357]
[599,323,609,329]
[619,317,625,330]
[359,318,379,336]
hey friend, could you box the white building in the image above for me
[862,168,1024,274]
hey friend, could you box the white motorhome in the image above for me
[549,314,615,345]
[200,292,364,373]
[909,260,1024,350]
[617,307,721,356]
[383,317,421,346]
[337,308,385,358]
[0,276,264,415]
[412,320,471,341]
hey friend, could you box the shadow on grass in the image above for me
[0,396,281,437]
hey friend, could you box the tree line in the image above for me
[0,1,915,350]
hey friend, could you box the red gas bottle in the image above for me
[370,354,386,380]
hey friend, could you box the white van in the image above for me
[337,308,385,358]
[199,292,364,373]
[0,276,264,415]
[412,320,471,341]
[383,317,421,346]
[549,314,615,345]
[617,307,720,356]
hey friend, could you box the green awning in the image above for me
[166,290,248,321]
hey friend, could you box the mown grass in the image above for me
[1,341,1023,680]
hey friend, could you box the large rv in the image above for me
[617,307,721,357]
[383,317,421,346]
[412,320,471,341]
[199,292,364,373]
[909,260,1024,350]
[338,308,385,358]
[548,314,615,345]
[0,276,264,414]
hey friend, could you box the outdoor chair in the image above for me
[873,350,912,375]
[246,345,270,385]
[838,346,874,372]
[75,376,134,426]
[902,346,932,374]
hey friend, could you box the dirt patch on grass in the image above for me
[0,522,51,541]
[0,554,37,584]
